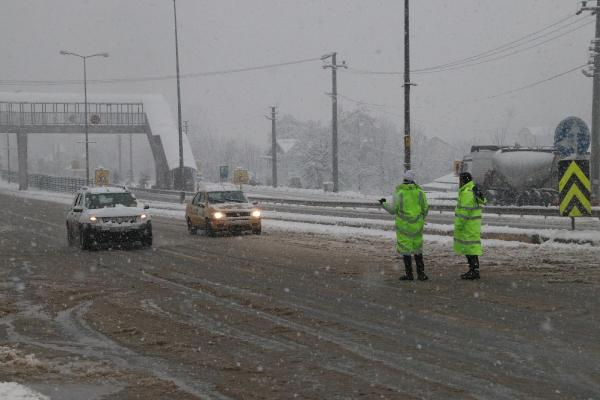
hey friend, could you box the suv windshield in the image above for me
[207,191,247,203]
[86,193,138,209]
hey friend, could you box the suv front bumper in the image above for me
[87,221,152,243]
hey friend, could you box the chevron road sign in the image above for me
[558,159,592,217]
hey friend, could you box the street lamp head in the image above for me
[59,50,68,55]
[100,52,109,58]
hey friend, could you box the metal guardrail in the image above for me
[128,186,600,218]
[28,174,87,193]
[1,173,598,218]
[0,169,18,183]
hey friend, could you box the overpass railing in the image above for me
[0,102,146,127]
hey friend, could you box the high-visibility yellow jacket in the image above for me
[454,181,486,255]
[383,183,429,255]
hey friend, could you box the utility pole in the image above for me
[580,0,600,201]
[183,120,189,136]
[172,0,185,202]
[322,52,347,192]
[266,106,277,187]
[403,0,416,172]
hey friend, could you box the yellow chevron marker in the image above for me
[558,160,592,217]
[559,161,591,192]
[560,184,591,216]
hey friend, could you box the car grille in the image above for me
[225,211,250,218]
[101,216,138,224]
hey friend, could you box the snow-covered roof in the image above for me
[0,92,196,171]
[197,182,240,192]
[265,139,299,156]
[422,173,459,192]
[277,139,298,154]
[519,126,552,137]
[84,186,129,194]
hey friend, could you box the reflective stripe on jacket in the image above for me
[454,181,485,255]
[383,183,429,255]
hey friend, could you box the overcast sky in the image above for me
[0,0,593,146]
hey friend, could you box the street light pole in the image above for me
[6,134,10,184]
[83,57,89,185]
[60,50,108,186]
[173,0,185,203]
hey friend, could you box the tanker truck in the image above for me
[460,145,560,206]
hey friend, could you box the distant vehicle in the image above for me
[460,145,561,206]
[66,186,152,249]
[185,183,262,236]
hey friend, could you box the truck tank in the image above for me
[461,146,559,206]
[492,149,556,191]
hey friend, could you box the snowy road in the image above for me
[0,192,599,399]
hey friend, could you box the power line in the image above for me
[347,14,590,76]
[484,63,587,100]
[413,20,593,75]
[413,14,587,72]
[340,63,587,115]
[0,57,322,87]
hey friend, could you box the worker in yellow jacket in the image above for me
[380,170,429,281]
[454,172,486,280]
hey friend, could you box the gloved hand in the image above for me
[378,198,386,205]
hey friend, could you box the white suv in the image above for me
[66,186,152,249]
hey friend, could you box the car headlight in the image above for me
[89,216,97,222]
[140,214,148,220]
[213,211,224,219]
[251,210,261,218]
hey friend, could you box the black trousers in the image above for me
[466,255,479,270]
[402,254,424,275]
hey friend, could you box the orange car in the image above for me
[185,184,261,236]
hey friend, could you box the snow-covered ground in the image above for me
[0,383,48,400]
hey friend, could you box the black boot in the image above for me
[461,256,480,280]
[415,254,428,281]
[400,255,414,281]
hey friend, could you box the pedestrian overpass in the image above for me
[0,93,196,190]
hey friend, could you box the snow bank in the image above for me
[0,383,48,400]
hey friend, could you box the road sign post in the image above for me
[219,165,229,183]
[558,159,592,230]
[94,168,110,186]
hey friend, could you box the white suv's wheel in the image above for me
[66,223,75,246]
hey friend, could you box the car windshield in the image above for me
[207,191,247,203]
[86,193,138,209]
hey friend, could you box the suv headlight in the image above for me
[251,210,261,218]
[140,213,148,220]
[213,211,224,219]
[89,216,98,222]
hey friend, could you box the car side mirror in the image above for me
[144,204,150,210]
[252,201,258,206]
[73,207,83,213]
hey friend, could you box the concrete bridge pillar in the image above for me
[16,130,28,190]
